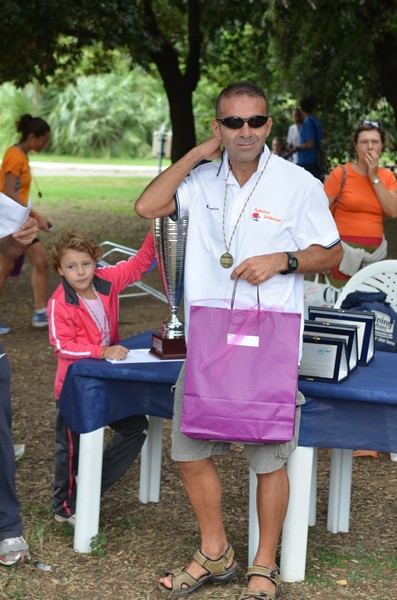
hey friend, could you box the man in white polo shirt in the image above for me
[135,82,342,600]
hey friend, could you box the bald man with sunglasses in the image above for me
[136,82,342,600]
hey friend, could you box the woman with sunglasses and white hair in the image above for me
[324,120,397,287]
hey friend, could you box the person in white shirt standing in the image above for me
[286,108,303,163]
[135,82,342,600]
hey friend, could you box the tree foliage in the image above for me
[0,68,169,157]
[1,1,397,162]
[47,69,169,157]
[268,0,397,106]
[267,0,397,159]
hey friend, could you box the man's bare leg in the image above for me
[160,457,234,590]
[247,466,289,596]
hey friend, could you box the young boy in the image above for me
[48,229,156,525]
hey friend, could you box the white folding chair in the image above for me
[334,259,397,311]
[98,240,167,304]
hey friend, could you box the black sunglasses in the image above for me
[361,119,382,130]
[216,115,270,129]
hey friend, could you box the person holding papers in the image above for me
[47,228,155,525]
[0,114,52,333]
[0,218,37,566]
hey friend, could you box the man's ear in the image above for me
[264,117,273,137]
[211,119,222,141]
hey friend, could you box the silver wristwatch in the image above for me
[372,177,381,185]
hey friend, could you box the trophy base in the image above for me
[149,333,186,360]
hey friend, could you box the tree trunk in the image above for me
[142,0,201,162]
[377,34,397,129]
[151,53,198,162]
[160,71,197,163]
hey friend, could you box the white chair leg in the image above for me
[248,468,259,566]
[308,447,318,527]
[280,446,314,582]
[327,448,353,533]
[139,416,163,503]
[74,428,104,553]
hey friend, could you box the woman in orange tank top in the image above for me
[324,120,397,287]
[0,114,52,333]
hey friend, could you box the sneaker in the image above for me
[0,322,11,335]
[14,444,26,462]
[54,513,75,527]
[0,536,30,567]
[32,312,48,328]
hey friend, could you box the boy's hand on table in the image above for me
[103,345,129,361]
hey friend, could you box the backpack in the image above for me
[341,290,397,352]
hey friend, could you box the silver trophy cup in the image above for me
[150,216,188,359]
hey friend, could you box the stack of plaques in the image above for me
[299,306,375,383]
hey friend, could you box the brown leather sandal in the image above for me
[158,544,239,596]
[238,565,281,600]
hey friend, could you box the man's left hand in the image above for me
[231,254,283,286]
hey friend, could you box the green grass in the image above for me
[33,176,152,215]
[29,153,171,167]
[305,538,397,587]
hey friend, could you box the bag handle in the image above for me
[200,281,261,378]
[231,276,260,310]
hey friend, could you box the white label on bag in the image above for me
[227,333,260,347]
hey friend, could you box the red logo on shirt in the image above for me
[251,208,282,223]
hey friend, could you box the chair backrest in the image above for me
[334,260,397,310]
[97,240,167,304]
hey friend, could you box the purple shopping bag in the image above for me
[181,290,301,444]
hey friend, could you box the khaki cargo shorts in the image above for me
[171,362,303,474]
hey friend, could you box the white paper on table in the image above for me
[0,193,31,239]
[106,348,184,364]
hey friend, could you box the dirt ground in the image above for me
[0,207,397,600]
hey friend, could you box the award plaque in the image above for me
[303,320,358,371]
[307,306,375,365]
[150,216,188,359]
[299,334,350,383]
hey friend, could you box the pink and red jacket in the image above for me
[48,232,155,399]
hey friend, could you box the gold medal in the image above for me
[221,153,271,270]
[220,252,234,268]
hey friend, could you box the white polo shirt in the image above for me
[176,145,340,342]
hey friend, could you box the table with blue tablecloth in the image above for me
[59,332,177,433]
[298,356,397,451]
[58,331,397,580]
